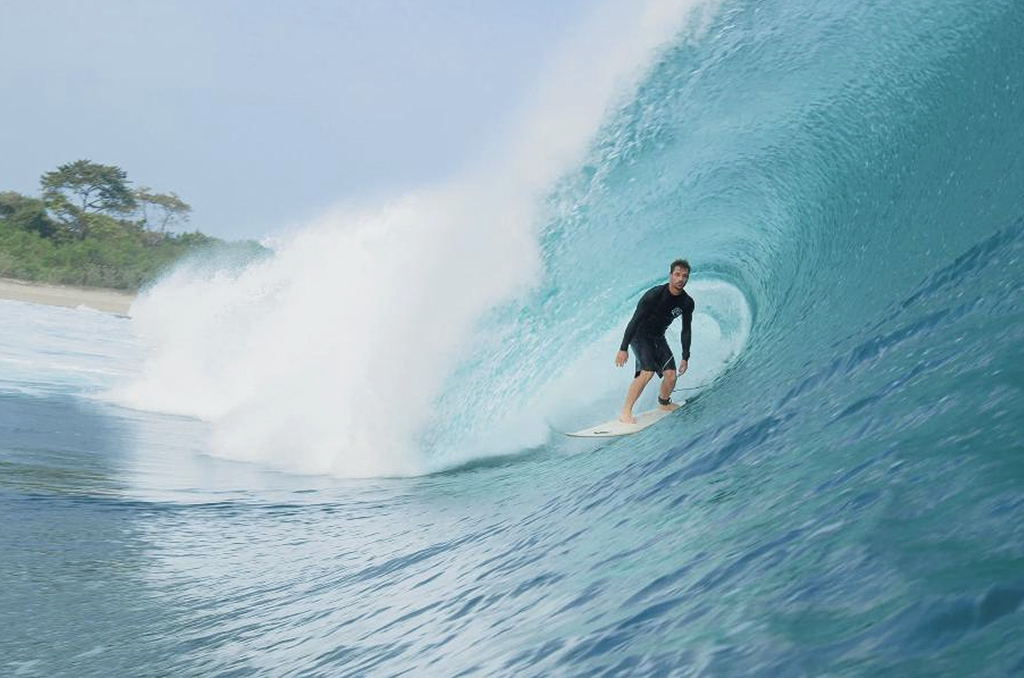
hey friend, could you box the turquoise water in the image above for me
[3,0,1024,675]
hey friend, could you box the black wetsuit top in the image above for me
[619,284,694,360]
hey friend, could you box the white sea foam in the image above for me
[112,0,722,477]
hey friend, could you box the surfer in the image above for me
[615,259,693,424]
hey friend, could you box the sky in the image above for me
[0,1,596,240]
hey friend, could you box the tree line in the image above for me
[0,160,264,290]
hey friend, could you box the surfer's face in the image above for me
[669,266,689,293]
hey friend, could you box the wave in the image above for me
[113,0,1024,481]
[112,0,725,477]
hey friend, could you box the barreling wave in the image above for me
[113,0,1023,486]
[112,0,726,477]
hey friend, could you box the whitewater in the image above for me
[2,0,1023,675]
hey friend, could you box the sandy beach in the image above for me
[0,277,135,315]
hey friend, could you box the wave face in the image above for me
[14,0,1019,675]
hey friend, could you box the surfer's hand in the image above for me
[679,360,688,376]
[615,350,628,367]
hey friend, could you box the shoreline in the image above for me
[0,277,136,315]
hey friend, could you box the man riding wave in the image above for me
[614,259,693,424]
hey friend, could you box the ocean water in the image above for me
[3,0,1024,675]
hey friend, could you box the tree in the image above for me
[40,160,137,238]
[134,186,192,232]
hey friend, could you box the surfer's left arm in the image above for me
[680,297,693,373]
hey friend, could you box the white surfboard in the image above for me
[565,401,685,438]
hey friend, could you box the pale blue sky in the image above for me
[0,1,594,239]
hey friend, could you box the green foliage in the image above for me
[40,159,137,239]
[134,187,192,232]
[0,191,62,239]
[0,162,267,291]
[0,214,263,290]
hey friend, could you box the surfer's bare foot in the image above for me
[619,412,637,424]
[658,402,680,412]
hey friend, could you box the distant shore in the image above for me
[0,277,135,315]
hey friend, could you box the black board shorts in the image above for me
[630,335,677,378]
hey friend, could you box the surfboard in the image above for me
[565,401,685,438]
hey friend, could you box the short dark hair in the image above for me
[670,259,690,274]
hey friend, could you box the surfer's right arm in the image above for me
[616,288,658,364]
